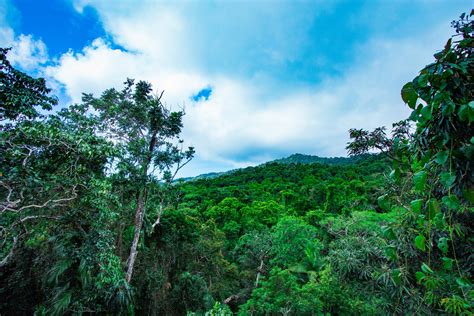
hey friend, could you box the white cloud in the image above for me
[42,1,459,177]
[0,0,48,71]
[4,34,48,70]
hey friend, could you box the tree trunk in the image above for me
[125,132,157,283]
[125,187,147,282]
[255,259,264,288]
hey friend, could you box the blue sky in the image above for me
[0,0,471,177]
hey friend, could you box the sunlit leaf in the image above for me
[415,235,426,251]
[456,277,472,288]
[421,263,433,274]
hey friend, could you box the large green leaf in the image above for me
[442,195,460,210]
[440,172,456,188]
[413,170,427,191]
[401,82,418,109]
[411,199,423,214]
[415,235,426,251]
[420,105,433,120]
[442,257,453,271]
[416,271,425,283]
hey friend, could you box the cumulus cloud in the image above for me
[5,34,48,70]
[0,28,48,72]
[41,1,463,176]
[0,0,48,71]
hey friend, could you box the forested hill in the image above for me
[268,153,369,165]
[134,153,394,314]
[180,153,387,199]
[180,153,373,181]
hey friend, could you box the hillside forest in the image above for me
[1,11,473,316]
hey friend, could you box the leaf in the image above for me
[434,51,444,60]
[389,168,401,182]
[442,257,453,271]
[401,82,418,109]
[384,246,397,261]
[444,38,452,52]
[438,237,449,254]
[416,74,429,88]
[458,103,474,123]
[413,170,427,191]
[411,199,423,214]
[456,277,472,288]
[442,100,456,116]
[381,226,396,240]
[434,151,449,165]
[377,194,390,211]
[415,235,426,251]
[440,172,456,188]
[392,268,401,285]
[420,106,432,120]
[421,263,433,274]
[416,271,425,283]
[442,195,460,210]
[463,187,474,204]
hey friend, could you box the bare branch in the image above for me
[1,186,78,213]
[0,236,17,268]
[18,215,60,223]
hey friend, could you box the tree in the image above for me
[0,48,57,123]
[347,11,473,314]
[0,49,112,269]
[80,79,194,282]
[0,50,127,314]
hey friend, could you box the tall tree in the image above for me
[81,79,194,282]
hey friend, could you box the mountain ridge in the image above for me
[178,153,374,181]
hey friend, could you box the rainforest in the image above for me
[1,7,473,316]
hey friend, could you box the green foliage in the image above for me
[347,12,473,314]
[239,268,323,315]
[1,11,472,315]
[270,216,321,268]
[0,48,57,123]
[399,12,473,314]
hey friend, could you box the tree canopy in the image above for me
[1,11,472,316]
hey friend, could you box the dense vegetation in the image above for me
[1,12,472,315]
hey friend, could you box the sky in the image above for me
[0,0,471,177]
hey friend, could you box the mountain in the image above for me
[180,153,375,182]
[178,171,233,182]
[267,153,370,165]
